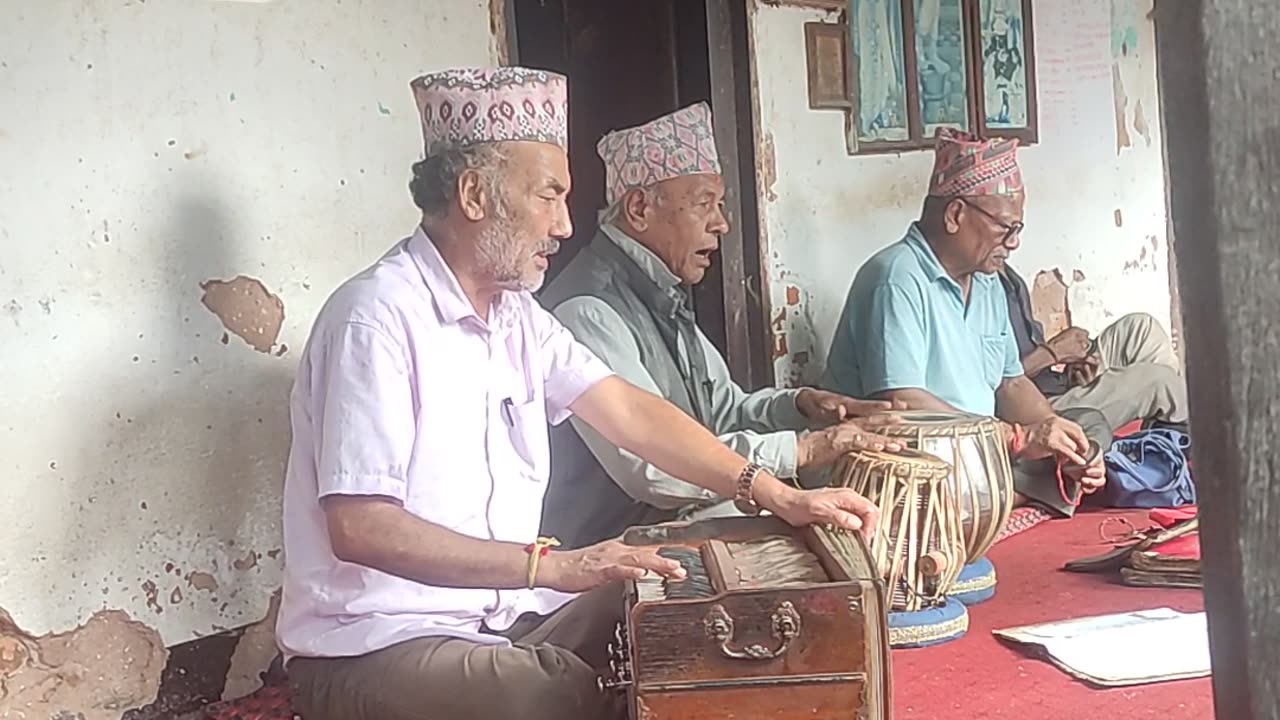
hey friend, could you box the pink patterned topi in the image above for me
[597,102,722,205]
[410,67,568,157]
[928,127,1024,197]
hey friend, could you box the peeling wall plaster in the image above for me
[0,608,167,720]
[0,0,499,711]
[749,0,1172,385]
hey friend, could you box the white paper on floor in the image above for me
[993,607,1211,687]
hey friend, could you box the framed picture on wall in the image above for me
[805,22,853,110]
[849,0,912,147]
[842,0,1039,153]
[914,0,971,136]
[973,0,1038,141]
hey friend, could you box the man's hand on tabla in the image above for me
[540,538,686,594]
[795,388,907,425]
[796,418,905,469]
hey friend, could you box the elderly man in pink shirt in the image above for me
[276,67,886,720]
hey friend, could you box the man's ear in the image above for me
[456,168,489,222]
[942,198,964,234]
[622,188,651,233]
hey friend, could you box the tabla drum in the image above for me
[878,410,1015,563]
[833,448,966,612]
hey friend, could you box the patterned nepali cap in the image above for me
[927,127,1024,197]
[597,102,722,205]
[410,67,568,157]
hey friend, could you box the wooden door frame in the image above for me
[501,0,775,390]
[705,0,774,389]
[1154,1,1280,717]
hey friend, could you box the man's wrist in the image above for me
[794,434,813,469]
[1026,345,1055,374]
[1039,342,1060,364]
[794,388,814,417]
[533,549,564,591]
[752,474,799,517]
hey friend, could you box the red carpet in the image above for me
[892,508,1211,719]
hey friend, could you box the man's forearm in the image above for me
[1020,345,1057,378]
[323,496,537,590]
[573,376,800,507]
[872,387,959,412]
[994,375,1056,426]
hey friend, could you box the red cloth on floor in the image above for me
[1151,506,1198,526]
[893,509,1210,719]
[204,685,296,720]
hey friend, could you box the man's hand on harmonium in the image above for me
[540,539,687,594]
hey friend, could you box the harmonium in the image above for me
[597,515,892,720]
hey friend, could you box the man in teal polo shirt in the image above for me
[823,128,1111,516]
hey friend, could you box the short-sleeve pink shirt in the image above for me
[276,227,612,659]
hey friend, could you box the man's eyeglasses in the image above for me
[958,198,1023,248]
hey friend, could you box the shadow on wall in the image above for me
[1,178,294,718]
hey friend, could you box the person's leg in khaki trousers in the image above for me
[287,583,628,720]
[1050,313,1188,431]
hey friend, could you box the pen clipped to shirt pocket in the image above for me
[500,394,551,481]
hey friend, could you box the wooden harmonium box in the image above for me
[598,516,892,720]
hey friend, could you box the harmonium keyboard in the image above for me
[597,515,892,720]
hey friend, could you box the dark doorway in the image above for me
[514,0,728,357]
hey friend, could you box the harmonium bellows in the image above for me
[598,516,892,720]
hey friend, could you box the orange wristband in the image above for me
[524,536,560,589]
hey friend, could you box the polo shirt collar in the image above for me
[905,222,997,292]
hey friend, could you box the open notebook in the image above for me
[994,607,1211,687]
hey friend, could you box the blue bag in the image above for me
[1102,428,1195,508]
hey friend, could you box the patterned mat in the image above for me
[993,506,1053,545]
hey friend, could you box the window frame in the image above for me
[845,0,1039,155]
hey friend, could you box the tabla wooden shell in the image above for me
[877,411,1015,563]
[833,448,965,612]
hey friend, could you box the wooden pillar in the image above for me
[1153,1,1280,717]
[706,0,774,389]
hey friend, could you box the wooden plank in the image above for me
[1153,1,1280,717]
[706,0,773,389]
[1150,2,1186,367]
[759,0,845,11]
[492,0,518,65]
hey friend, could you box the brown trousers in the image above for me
[287,584,627,720]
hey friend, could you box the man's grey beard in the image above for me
[475,214,561,292]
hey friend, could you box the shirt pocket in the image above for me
[980,333,1010,386]
[505,396,552,483]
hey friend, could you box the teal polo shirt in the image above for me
[822,223,1023,416]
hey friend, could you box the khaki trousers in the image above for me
[287,584,627,720]
[1049,313,1188,431]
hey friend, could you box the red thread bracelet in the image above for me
[1057,458,1084,507]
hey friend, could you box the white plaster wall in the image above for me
[0,0,499,644]
[749,0,1170,386]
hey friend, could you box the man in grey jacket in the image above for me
[539,103,899,549]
